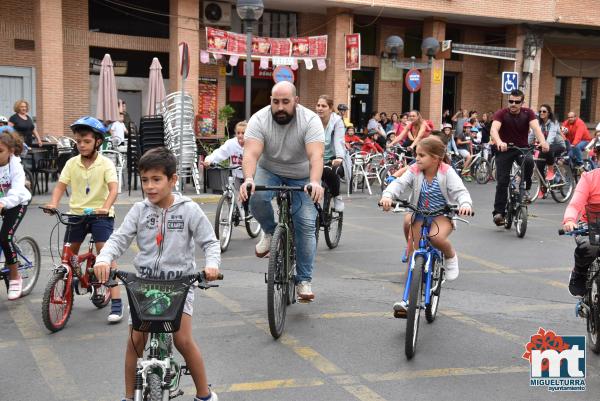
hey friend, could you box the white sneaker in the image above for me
[8,277,22,300]
[194,391,218,401]
[445,255,459,281]
[333,196,344,212]
[255,231,272,258]
[297,281,315,300]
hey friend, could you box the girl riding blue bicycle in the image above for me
[380,137,472,310]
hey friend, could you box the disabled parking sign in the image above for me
[502,72,519,94]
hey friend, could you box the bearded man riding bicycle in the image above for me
[240,81,325,301]
[490,89,549,226]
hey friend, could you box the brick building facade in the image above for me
[1,0,599,135]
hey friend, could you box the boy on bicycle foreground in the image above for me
[94,147,221,401]
[562,168,600,297]
[45,116,123,321]
[380,137,472,311]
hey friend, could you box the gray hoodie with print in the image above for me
[96,193,220,279]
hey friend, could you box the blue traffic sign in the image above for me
[502,72,518,94]
[405,68,422,93]
[273,66,295,83]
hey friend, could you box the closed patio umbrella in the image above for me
[145,57,166,116]
[96,54,119,123]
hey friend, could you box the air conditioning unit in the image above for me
[203,1,232,27]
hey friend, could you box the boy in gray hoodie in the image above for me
[94,147,221,401]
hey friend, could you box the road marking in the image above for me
[0,340,18,349]
[343,385,388,401]
[458,252,516,273]
[310,311,390,319]
[205,289,246,313]
[7,301,82,400]
[292,345,345,375]
[545,280,568,289]
[440,309,523,344]
[210,377,326,393]
[503,303,572,312]
[363,365,528,382]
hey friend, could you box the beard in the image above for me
[272,108,295,125]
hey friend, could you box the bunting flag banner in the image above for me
[200,50,210,64]
[317,58,327,71]
[345,33,361,70]
[260,56,269,70]
[228,54,239,66]
[304,58,313,70]
[291,58,299,70]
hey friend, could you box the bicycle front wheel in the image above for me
[406,255,424,359]
[474,159,491,185]
[42,271,74,332]
[267,225,288,339]
[588,273,600,354]
[146,372,163,401]
[323,194,343,249]
[425,256,443,323]
[515,206,528,238]
[214,194,234,252]
[16,236,41,296]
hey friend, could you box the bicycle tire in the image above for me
[267,225,288,339]
[16,236,41,296]
[380,165,400,191]
[425,256,442,323]
[529,168,542,203]
[244,211,261,238]
[90,282,111,308]
[515,206,528,238]
[504,187,513,230]
[588,276,600,354]
[323,193,343,249]
[314,211,321,248]
[474,159,491,185]
[24,168,34,199]
[41,271,74,332]
[146,372,163,401]
[405,255,424,359]
[550,164,574,203]
[214,194,234,252]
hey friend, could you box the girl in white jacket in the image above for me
[203,120,246,181]
[0,132,31,300]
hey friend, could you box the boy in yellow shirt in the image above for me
[45,116,122,322]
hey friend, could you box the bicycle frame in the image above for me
[402,217,443,307]
[0,246,35,275]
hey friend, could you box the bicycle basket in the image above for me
[124,275,190,333]
[585,204,600,246]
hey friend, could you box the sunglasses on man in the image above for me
[508,99,522,104]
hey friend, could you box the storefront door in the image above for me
[351,69,374,132]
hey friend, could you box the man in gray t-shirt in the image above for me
[240,81,324,301]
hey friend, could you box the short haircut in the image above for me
[510,89,525,100]
[235,120,247,132]
[138,147,177,178]
[13,100,29,113]
[0,131,24,155]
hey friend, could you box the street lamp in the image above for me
[384,35,404,60]
[237,0,264,121]
[421,36,440,61]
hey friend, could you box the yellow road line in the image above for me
[503,303,572,313]
[545,280,568,289]
[210,377,326,393]
[7,302,82,400]
[292,345,345,375]
[0,340,18,349]
[363,365,528,382]
[310,311,390,320]
[343,385,388,401]
[204,289,246,313]
[440,309,523,344]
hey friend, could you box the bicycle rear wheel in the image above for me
[323,194,343,249]
[515,206,528,238]
[425,256,443,323]
[380,164,400,191]
[588,272,600,354]
[550,164,574,203]
[474,159,491,184]
[16,236,41,296]
[214,194,234,252]
[405,255,424,359]
[529,169,542,203]
[41,271,74,332]
[267,225,288,339]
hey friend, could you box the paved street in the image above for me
[1,182,598,401]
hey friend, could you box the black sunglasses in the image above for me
[508,100,523,104]
[539,110,548,113]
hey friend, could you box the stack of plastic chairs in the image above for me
[138,115,165,155]
[159,91,201,194]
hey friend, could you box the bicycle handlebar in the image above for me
[558,226,587,236]
[107,269,224,290]
[378,200,475,217]
[39,206,110,225]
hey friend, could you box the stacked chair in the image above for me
[138,115,165,155]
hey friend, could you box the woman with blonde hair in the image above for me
[9,100,42,148]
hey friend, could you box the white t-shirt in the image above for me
[245,104,324,179]
[109,121,126,146]
[205,138,244,179]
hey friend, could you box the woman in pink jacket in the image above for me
[563,169,600,296]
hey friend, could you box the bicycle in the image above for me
[315,174,343,249]
[559,219,600,354]
[249,183,317,339]
[529,150,575,203]
[0,229,41,299]
[381,200,471,359]
[380,146,414,191]
[40,207,112,332]
[212,166,261,252]
[470,144,493,185]
[503,145,534,238]
[107,269,223,401]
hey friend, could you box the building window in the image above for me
[353,21,376,55]
[233,10,298,38]
[554,77,567,122]
[580,78,593,122]
[445,26,462,61]
[88,0,169,38]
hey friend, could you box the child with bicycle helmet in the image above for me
[0,131,31,300]
[44,116,123,321]
[94,147,220,401]
[563,169,600,297]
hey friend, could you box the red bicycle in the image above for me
[40,207,111,332]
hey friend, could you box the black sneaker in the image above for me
[568,270,586,297]
[493,213,505,226]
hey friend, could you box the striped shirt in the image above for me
[417,177,446,213]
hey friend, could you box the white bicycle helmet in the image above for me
[0,116,8,124]
[596,122,600,131]
[442,123,452,130]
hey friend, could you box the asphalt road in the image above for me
[1,182,598,401]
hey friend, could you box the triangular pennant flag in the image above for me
[291,58,298,70]
[213,53,222,60]
[303,58,313,70]
[200,50,210,64]
[260,57,269,70]
[229,55,239,66]
[317,59,327,71]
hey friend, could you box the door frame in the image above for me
[0,66,36,118]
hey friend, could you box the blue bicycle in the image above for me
[382,200,471,359]
[0,235,41,299]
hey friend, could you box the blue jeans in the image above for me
[250,167,317,283]
[569,140,589,165]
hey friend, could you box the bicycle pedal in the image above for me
[181,365,192,375]
[296,298,313,304]
[393,309,407,319]
[169,390,184,399]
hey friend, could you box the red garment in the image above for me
[562,118,591,145]
[361,138,383,153]
[345,134,362,144]
[396,120,433,143]
[563,169,600,223]
[492,107,536,147]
